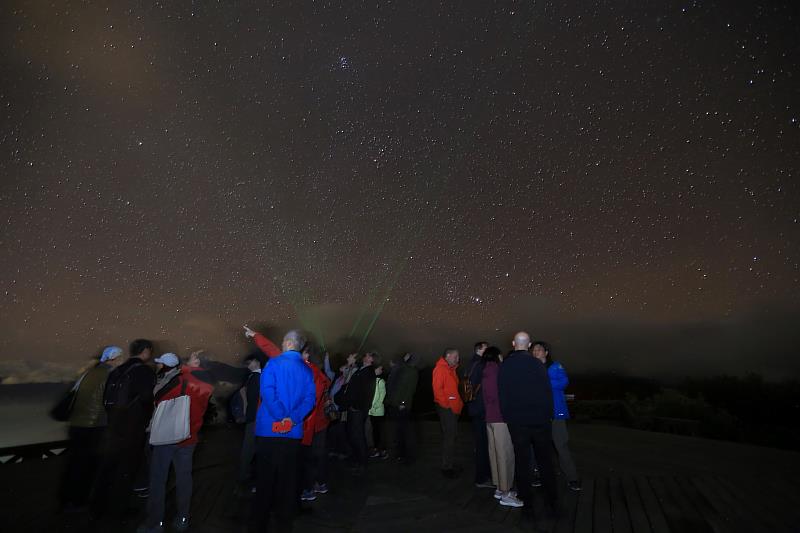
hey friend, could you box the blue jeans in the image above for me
[146,444,195,527]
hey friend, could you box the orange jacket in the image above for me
[432,357,463,415]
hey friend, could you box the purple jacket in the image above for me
[481,362,503,423]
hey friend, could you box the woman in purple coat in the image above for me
[481,346,523,507]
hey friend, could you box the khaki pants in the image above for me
[486,422,515,492]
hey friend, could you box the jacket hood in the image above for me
[435,357,456,371]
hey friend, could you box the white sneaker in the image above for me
[493,489,503,500]
[499,493,524,508]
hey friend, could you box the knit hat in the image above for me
[154,353,180,368]
[100,346,123,363]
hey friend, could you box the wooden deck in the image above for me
[3,421,800,532]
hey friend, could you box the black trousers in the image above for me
[90,424,147,517]
[302,430,328,490]
[250,437,301,533]
[436,406,458,470]
[389,406,416,460]
[60,426,105,507]
[508,423,558,510]
[346,409,368,466]
[471,414,491,483]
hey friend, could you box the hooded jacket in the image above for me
[432,357,463,415]
[153,365,214,447]
[255,350,316,440]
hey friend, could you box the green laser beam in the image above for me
[357,254,409,352]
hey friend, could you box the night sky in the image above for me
[2,1,799,382]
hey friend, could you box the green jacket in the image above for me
[369,378,386,416]
[69,363,111,428]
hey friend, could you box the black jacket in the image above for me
[346,365,377,411]
[464,354,486,418]
[244,371,260,423]
[497,350,553,426]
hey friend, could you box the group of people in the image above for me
[432,331,580,517]
[59,339,214,533]
[58,326,578,530]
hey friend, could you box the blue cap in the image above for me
[100,346,123,362]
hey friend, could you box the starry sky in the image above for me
[1,1,799,382]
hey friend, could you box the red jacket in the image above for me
[432,357,463,415]
[253,333,281,359]
[302,361,331,445]
[155,366,214,447]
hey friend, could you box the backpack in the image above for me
[333,381,351,410]
[228,387,246,424]
[103,361,139,411]
[459,362,481,403]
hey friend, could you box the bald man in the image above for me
[497,331,558,517]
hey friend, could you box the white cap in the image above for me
[154,353,180,368]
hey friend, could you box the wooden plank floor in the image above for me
[3,421,800,532]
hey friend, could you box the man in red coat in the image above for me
[138,352,214,533]
[432,348,462,478]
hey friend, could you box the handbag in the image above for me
[149,378,191,445]
[50,370,89,421]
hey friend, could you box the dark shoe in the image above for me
[568,480,582,491]
[133,487,149,499]
[300,489,317,502]
[313,482,329,494]
[531,473,542,488]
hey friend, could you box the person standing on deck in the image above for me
[247,329,316,533]
[91,339,156,519]
[531,340,581,492]
[385,352,419,463]
[300,344,332,501]
[498,331,558,517]
[60,345,124,513]
[368,364,388,459]
[138,352,214,533]
[236,352,264,493]
[464,341,493,488]
[480,346,522,507]
[432,348,463,478]
[343,352,377,474]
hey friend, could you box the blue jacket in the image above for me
[255,350,316,439]
[548,362,570,420]
[498,350,553,426]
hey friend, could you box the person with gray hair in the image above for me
[247,327,316,533]
[432,348,463,478]
[498,331,558,518]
